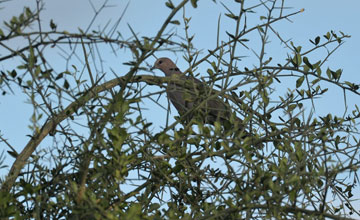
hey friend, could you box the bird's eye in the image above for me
[158,60,163,64]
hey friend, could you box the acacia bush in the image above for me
[0,0,359,219]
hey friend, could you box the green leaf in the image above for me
[316,66,322,76]
[142,37,152,50]
[17,65,26,70]
[7,150,18,158]
[226,31,236,40]
[324,32,331,40]
[333,69,342,80]
[257,25,264,34]
[63,79,70,89]
[25,7,32,17]
[315,36,320,45]
[289,190,296,203]
[344,81,353,88]
[290,42,301,53]
[9,70,17,78]
[214,121,221,134]
[210,61,217,71]
[326,68,342,80]
[303,57,313,69]
[170,20,180,25]
[10,16,18,25]
[312,60,321,69]
[261,91,269,107]
[55,73,64,80]
[291,54,301,68]
[148,203,161,212]
[296,76,305,88]
[28,46,35,69]
[344,81,359,90]
[165,1,175,9]
[191,0,198,8]
[296,89,304,97]
[35,66,41,77]
[207,68,214,77]
[225,13,239,20]
[158,133,171,145]
[289,175,300,184]
[50,19,57,31]
[311,78,320,85]
[288,104,297,112]
[302,65,310,73]
[263,57,272,65]
[107,127,128,149]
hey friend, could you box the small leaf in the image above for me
[7,150,18,158]
[303,57,313,69]
[191,0,198,8]
[261,91,269,107]
[344,81,353,88]
[25,7,32,17]
[9,70,17,78]
[296,89,304,97]
[326,69,332,79]
[315,36,320,45]
[296,76,305,88]
[333,69,342,80]
[50,19,57,31]
[226,31,236,40]
[28,46,35,69]
[35,66,41,77]
[225,13,239,20]
[311,78,320,85]
[207,68,214,76]
[263,57,272,65]
[312,60,321,69]
[257,25,264,34]
[63,79,70,89]
[165,1,175,9]
[290,54,301,68]
[170,20,180,25]
[288,104,297,112]
[302,65,310,73]
[148,203,161,212]
[324,32,331,40]
[55,73,64,80]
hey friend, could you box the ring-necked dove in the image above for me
[153,57,240,127]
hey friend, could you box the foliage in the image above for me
[0,0,359,219]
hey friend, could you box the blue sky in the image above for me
[0,0,359,217]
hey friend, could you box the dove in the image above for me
[153,57,238,126]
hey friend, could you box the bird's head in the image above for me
[152,57,181,76]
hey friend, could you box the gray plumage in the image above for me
[153,57,235,125]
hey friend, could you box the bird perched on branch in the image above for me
[153,57,241,127]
